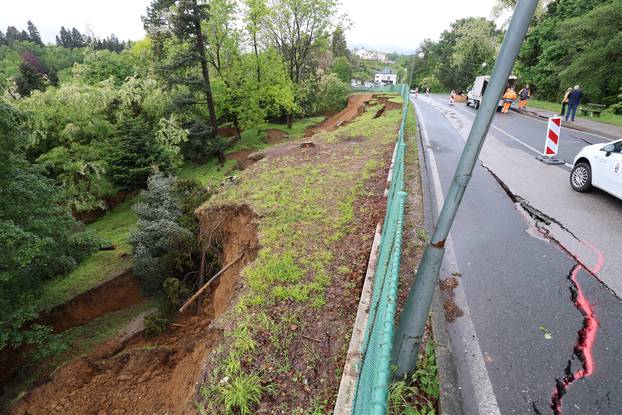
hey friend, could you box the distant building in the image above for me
[374,68,397,86]
[353,48,387,62]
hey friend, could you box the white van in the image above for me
[466,75,517,110]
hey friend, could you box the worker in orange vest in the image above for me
[501,87,517,114]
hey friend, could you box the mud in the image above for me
[305,93,373,137]
[226,149,256,170]
[266,128,289,144]
[10,206,261,415]
[40,270,144,333]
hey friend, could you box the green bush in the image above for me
[0,101,99,354]
[130,173,194,294]
[144,311,170,336]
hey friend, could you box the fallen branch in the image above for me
[179,252,245,313]
[98,245,117,251]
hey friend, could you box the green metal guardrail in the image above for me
[352,84,410,415]
[352,84,406,94]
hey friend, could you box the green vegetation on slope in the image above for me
[197,100,401,414]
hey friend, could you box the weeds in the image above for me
[388,341,439,415]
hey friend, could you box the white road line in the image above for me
[413,99,502,415]
[457,99,614,142]
[451,104,575,168]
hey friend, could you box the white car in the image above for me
[570,139,622,200]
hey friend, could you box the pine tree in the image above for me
[71,27,84,48]
[0,30,6,46]
[108,105,174,191]
[143,0,220,161]
[19,30,30,42]
[57,26,72,47]
[331,26,349,58]
[5,26,19,45]
[27,20,44,46]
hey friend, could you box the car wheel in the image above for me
[474,101,480,109]
[570,162,592,192]
[466,100,471,107]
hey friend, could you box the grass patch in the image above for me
[39,196,138,310]
[177,158,238,186]
[226,117,325,154]
[529,99,622,128]
[196,97,403,413]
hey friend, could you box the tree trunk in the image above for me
[233,117,242,141]
[191,0,218,139]
[286,113,293,129]
[194,248,207,315]
[253,37,261,84]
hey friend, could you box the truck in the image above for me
[466,75,517,110]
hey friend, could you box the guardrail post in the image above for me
[391,0,539,379]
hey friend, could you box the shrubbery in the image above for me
[0,102,100,354]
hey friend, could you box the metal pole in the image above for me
[392,0,539,378]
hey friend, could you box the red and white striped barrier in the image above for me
[545,116,561,156]
[537,116,565,164]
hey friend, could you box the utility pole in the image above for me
[392,0,539,378]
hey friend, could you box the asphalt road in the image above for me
[413,94,622,414]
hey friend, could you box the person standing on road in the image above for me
[560,87,572,116]
[425,87,430,97]
[518,84,531,110]
[565,85,583,122]
[501,87,517,114]
[449,90,456,105]
[414,87,419,98]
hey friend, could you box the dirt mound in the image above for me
[227,149,256,170]
[266,128,288,144]
[10,206,261,415]
[305,93,373,137]
[197,204,260,317]
[40,270,144,332]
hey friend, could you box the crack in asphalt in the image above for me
[550,264,599,415]
[480,163,580,240]
[478,161,611,414]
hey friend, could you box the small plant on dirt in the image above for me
[416,228,429,242]
[162,277,189,313]
[143,312,170,337]
[387,341,439,415]
[221,372,262,415]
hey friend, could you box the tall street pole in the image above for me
[392,0,539,378]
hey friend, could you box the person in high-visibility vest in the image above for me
[501,88,517,114]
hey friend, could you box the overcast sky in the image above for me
[1,0,498,53]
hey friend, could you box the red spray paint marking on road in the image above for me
[550,241,605,415]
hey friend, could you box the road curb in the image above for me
[414,108,465,415]
[511,107,619,140]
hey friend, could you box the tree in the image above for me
[449,18,498,89]
[244,0,270,83]
[0,30,6,46]
[130,173,193,294]
[144,0,220,161]
[107,105,174,191]
[263,0,340,127]
[0,102,99,355]
[15,51,48,96]
[56,26,72,47]
[27,20,44,46]
[332,56,352,83]
[6,26,19,45]
[71,27,84,48]
[331,25,348,58]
